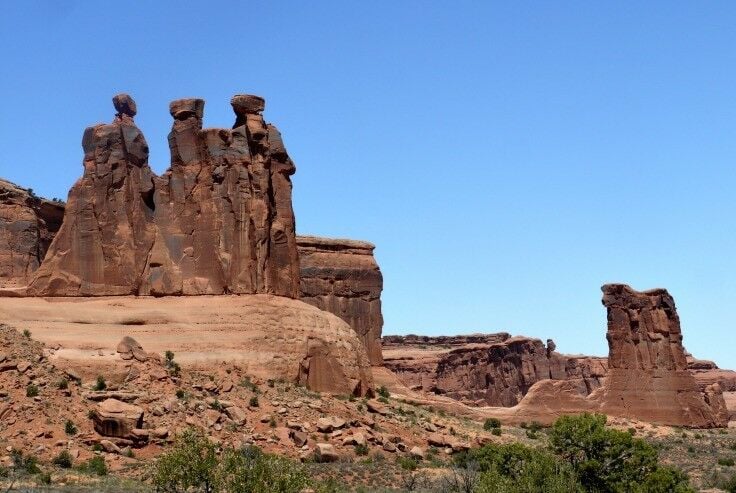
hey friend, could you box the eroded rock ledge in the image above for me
[297,235,384,365]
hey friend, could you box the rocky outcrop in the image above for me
[0,179,64,288]
[0,294,374,396]
[26,93,299,297]
[298,236,383,364]
[597,284,728,427]
[383,334,607,407]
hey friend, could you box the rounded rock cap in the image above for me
[231,94,265,115]
[169,98,205,120]
[113,93,137,117]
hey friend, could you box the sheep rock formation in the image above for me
[298,236,384,364]
[598,284,728,427]
[26,94,299,297]
[0,179,64,288]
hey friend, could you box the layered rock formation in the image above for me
[0,295,374,396]
[597,284,728,427]
[383,333,607,407]
[298,236,383,364]
[0,179,64,288]
[26,93,299,297]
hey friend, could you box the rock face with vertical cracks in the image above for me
[0,179,64,288]
[26,94,299,297]
[297,236,384,365]
[598,283,728,427]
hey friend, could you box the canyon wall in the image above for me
[297,236,384,365]
[383,333,607,407]
[0,179,64,288]
[25,94,299,297]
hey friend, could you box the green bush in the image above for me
[152,428,217,492]
[53,450,73,469]
[719,457,736,467]
[377,386,390,398]
[354,443,369,456]
[458,442,581,493]
[152,429,311,493]
[397,456,418,471]
[57,378,69,390]
[37,471,52,485]
[176,388,185,399]
[491,428,502,437]
[484,418,501,430]
[11,449,40,474]
[26,384,39,397]
[81,456,107,476]
[249,395,259,408]
[93,375,107,391]
[23,329,31,339]
[65,419,78,435]
[548,413,692,493]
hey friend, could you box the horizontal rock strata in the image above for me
[297,236,384,364]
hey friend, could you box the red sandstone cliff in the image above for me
[297,236,384,365]
[0,179,64,288]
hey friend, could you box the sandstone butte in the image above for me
[383,284,732,427]
[0,93,733,428]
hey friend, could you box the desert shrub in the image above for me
[11,450,40,474]
[93,375,107,391]
[719,457,736,467]
[397,456,418,471]
[484,418,501,431]
[378,396,389,404]
[37,471,52,484]
[548,413,692,493]
[152,429,310,493]
[65,419,77,435]
[0,465,7,478]
[176,388,185,399]
[240,376,258,392]
[26,384,39,397]
[22,329,31,339]
[377,386,390,398]
[81,456,107,476]
[491,428,502,437]
[722,472,736,493]
[458,442,581,493]
[152,428,218,492]
[57,378,69,390]
[354,443,369,456]
[214,445,311,492]
[249,395,259,408]
[53,450,73,468]
[165,350,175,364]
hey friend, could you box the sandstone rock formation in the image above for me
[0,179,64,288]
[597,284,728,427]
[383,333,607,407]
[26,93,299,297]
[0,294,374,396]
[298,236,383,364]
[92,398,144,439]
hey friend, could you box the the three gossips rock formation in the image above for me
[28,94,299,297]
[597,284,728,427]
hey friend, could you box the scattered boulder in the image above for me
[92,398,144,439]
[314,443,339,463]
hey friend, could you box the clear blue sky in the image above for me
[1,2,735,368]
